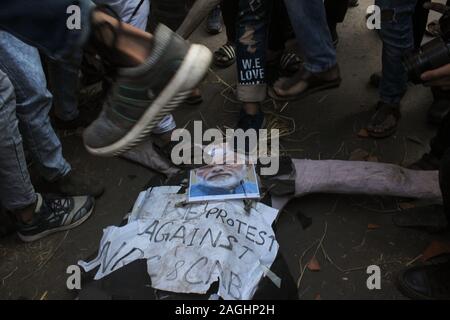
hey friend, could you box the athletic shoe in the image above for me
[17,193,95,242]
[83,24,212,156]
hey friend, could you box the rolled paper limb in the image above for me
[176,0,222,39]
[289,159,442,203]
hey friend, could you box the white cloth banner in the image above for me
[79,187,279,300]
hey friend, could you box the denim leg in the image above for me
[236,0,272,102]
[283,0,337,73]
[376,0,417,104]
[47,52,82,122]
[0,32,71,181]
[0,70,37,211]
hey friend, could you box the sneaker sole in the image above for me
[85,44,213,157]
[17,204,95,243]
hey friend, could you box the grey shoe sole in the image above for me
[85,44,212,157]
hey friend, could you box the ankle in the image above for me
[14,200,38,224]
[90,10,153,67]
[154,130,175,148]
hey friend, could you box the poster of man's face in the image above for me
[188,164,260,202]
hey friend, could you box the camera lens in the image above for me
[403,37,450,84]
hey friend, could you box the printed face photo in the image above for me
[195,164,247,190]
[188,164,260,202]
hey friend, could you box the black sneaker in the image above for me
[408,153,441,171]
[397,254,450,300]
[236,109,266,131]
[235,109,265,154]
[17,193,95,242]
[393,204,448,233]
[428,98,450,125]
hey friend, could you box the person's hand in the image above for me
[421,63,450,90]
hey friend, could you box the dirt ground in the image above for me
[1,0,449,300]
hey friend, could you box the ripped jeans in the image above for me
[236,0,336,102]
[236,0,272,103]
[376,0,417,104]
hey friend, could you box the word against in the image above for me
[79,189,279,300]
[366,5,381,30]
[66,265,82,290]
[171,121,280,175]
[67,5,81,30]
[366,265,381,290]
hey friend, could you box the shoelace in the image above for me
[45,198,71,218]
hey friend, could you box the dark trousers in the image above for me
[222,0,238,44]
[235,0,272,101]
[413,0,450,48]
[430,112,450,159]
[324,0,350,30]
[428,111,450,215]
[413,0,450,102]
[413,0,429,48]
[221,0,293,51]
[0,0,93,59]
[441,149,450,215]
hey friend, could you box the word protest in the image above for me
[79,187,279,300]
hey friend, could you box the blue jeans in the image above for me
[376,0,417,104]
[236,0,272,102]
[236,0,337,102]
[0,70,36,211]
[0,32,71,210]
[284,0,337,73]
[47,53,83,122]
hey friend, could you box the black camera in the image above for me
[403,7,450,84]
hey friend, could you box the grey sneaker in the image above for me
[83,24,212,156]
[17,193,95,242]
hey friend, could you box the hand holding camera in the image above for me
[404,2,450,88]
[422,63,450,90]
